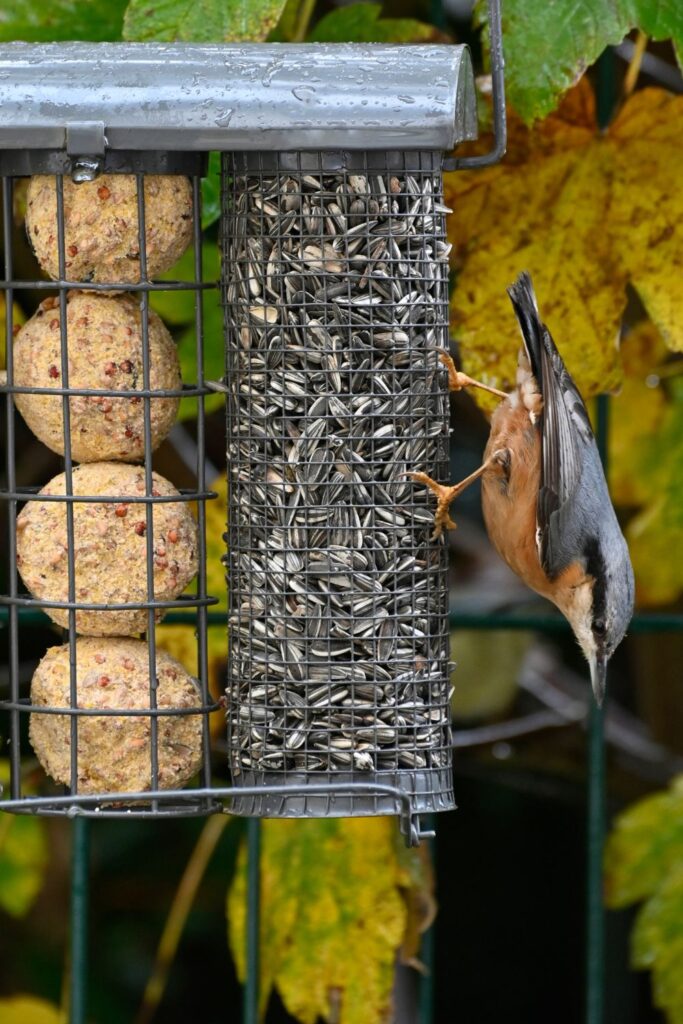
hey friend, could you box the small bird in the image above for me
[410,271,634,703]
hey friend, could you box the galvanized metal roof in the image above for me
[0,42,477,153]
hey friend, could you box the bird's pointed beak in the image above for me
[589,652,607,706]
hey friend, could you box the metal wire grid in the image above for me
[0,167,223,817]
[222,150,455,819]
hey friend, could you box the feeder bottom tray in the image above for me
[228,768,455,819]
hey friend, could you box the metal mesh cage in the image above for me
[0,162,224,817]
[0,38,484,838]
[222,151,455,818]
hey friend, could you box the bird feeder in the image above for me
[0,12,505,844]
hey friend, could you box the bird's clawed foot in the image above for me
[438,351,508,400]
[410,449,511,539]
[408,473,461,539]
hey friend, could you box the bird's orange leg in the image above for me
[408,472,461,537]
[409,450,509,540]
[439,351,508,400]
[409,450,508,539]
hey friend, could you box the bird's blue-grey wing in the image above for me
[507,272,595,579]
[535,327,597,578]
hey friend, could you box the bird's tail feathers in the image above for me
[507,271,545,382]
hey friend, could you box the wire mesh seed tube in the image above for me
[222,151,455,818]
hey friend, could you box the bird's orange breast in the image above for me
[481,398,553,601]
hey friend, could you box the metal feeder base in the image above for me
[229,769,455,819]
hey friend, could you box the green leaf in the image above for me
[605,776,683,908]
[635,0,683,66]
[0,0,128,41]
[201,152,222,231]
[450,630,531,721]
[228,818,428,1024]
[627,384,683,606]
[267,0,302,41]
[632,865,683,968]
[608,321,668,509]
[148,240,224,420]
[0,763,48,918]
[631,867,683,1020]
[0,998,64,1024]
[0,295,25,372]
[475,0,683,123]
[150,240,220,326]
[605,776,683,1023]
[123,0,289,42]
[176,293,224,421]
[309,3,436,43]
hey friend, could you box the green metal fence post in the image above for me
[585,393,610,1024]
[69,817,91,1024]
[418,815,436,1024]
[586,695,606,1024]
[585,50,617,1020]
[243,818,262,1024]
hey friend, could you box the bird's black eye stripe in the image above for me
[593,619,606,635]
[584,538,607,634]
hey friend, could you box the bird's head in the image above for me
[559,540,635,705]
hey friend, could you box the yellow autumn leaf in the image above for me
[167,473,227,608]
[228,818,431,1024]
[0,761,48,917]
[0,997,65,1024]
[623,367,683,605]
[445,82,683,409]
[450,629,532,721]
[0,293,25,371]
[608,321,668,508]
[609,89,683,353]
[155,623,226,737]
[201,475,227,611]
[156,475,227,731]
[630,509,683,608]
[395,835,435,970]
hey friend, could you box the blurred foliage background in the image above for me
[0,0,682,1022]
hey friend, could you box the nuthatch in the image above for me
[410,271,634,703]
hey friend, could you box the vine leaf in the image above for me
[0,998,64,1023]
[150,241,219,326]
[608,321,668,509]
[449,629,531,721]
[308,3,438,43]
[445,81,683,411]
[150,241,223,421]
[475,0,683,123]
[175,294,225,421]
[0,762,48,918]
[123,0,288,42]
[227,818,433,1024]
[155,621,226,731]
[200,151,222,230]
[0,294,26,372]
[626,378,683,605]
[631,868,683,1021]
[0,0,127,41]
[156,477,226,725]
[268,0,303,41]
[605,775,683,1022]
